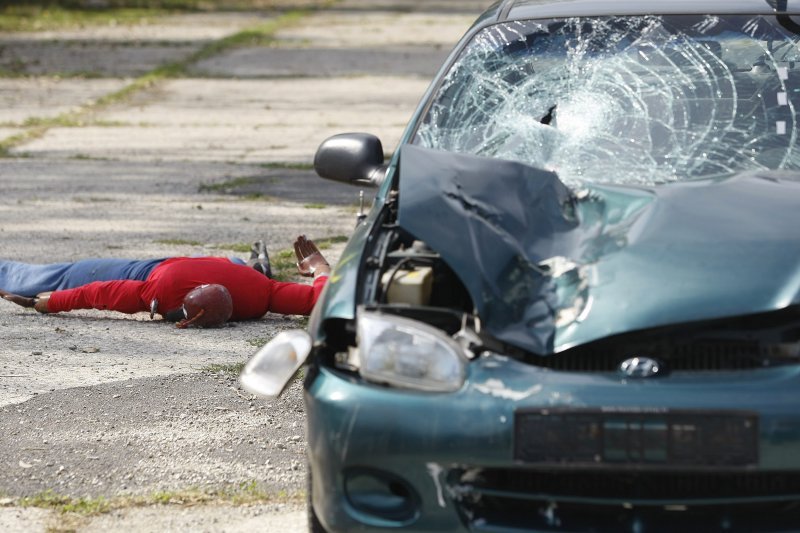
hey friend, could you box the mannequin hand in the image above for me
[294,235,331,278]
[1,290,49,313]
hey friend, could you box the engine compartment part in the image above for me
[381,266,433,306]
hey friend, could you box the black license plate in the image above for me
[514,408,758,467]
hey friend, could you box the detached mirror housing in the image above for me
[314,132,387,187]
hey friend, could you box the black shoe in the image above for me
[253,262,271,278]
[248,241,272,278]
[250,240,264,260]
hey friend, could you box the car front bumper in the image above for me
[305,354,800,532]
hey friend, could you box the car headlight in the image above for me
[239,330,311,398]
[357,311,467,392]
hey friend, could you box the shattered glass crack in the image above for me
[416,14,800,188]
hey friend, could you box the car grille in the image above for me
[449,468,800,532]
[537,339,773,372]
[534,307,800,372]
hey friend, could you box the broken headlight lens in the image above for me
[357,311,467,392]
[239,330,311,398]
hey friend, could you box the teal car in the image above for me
[242,1,800,531]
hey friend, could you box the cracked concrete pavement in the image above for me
[0,0,489,530]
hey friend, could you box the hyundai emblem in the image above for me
[619,356,662,378]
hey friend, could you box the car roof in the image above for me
[495,0,800,21]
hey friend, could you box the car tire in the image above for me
[307,462,328,533]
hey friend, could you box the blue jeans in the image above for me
[0,256,248,297]
[0,258,168,297]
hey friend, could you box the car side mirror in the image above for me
[314,133,387,187]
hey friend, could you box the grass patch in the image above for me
[0,62,31,77]
[144,484,287,507]
[72,196,115,202]
[198,176,278,202]
[154,238,203,246]
[69,152,114,160]
[315,234,348,249]
[92,61,189,108]
[19,490,110,515]
[217,480,276,505]
[15,483,301,517]
[0,127,47,157]
[0,1,336,33]
[202,362,245,375]
[200,163,318,195]
[213,242,251,253]
[270,247,299,281]
[0,68,111,79]
[22,115,85,128]
[0,1,333,13]
[199,176,261,193]
[0,6,165,32]
[0,101,128,157]
[241,192,274,201]
[259,161,314,171]
[303,203,326,209]
[247,336,270,347]
[187,18,293,63]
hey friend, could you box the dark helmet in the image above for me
[176,284,233,329]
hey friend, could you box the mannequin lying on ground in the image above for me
[0,235,331,328]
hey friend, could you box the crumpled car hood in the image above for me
[397,145,800,354]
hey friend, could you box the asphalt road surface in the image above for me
[0,0,490,530]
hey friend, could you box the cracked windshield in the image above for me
[415,15,800,187]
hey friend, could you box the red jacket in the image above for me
[47,257,327,319]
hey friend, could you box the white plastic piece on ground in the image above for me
[240,330,312,398]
